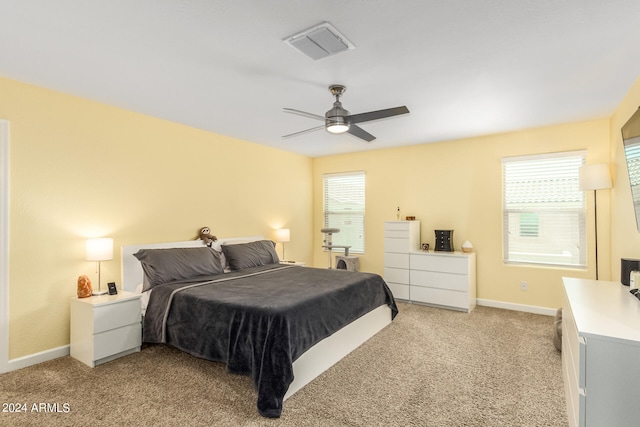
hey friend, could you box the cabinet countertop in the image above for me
[563,277,640,344]
[71,291,141,307]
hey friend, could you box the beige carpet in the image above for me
[0,303,567,426]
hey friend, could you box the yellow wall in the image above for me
[4,72,639,361]
[0,77,313,359]
[611,76,640,280]
[313,119,611,310]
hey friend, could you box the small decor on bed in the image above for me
[197,226,217,246]
[76,275,92,298]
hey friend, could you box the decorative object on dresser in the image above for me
[461,240,473,253]
[275,228,290,261]
[434,230,453,252]
[562,277,640,427]
[578,164,613,279]
[70,291,142,367]
[85,237,113,296]
[384,221,476,312]
[76,274,92,298]
[620,258,640,286]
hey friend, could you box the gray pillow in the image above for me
[221,240,280,270]
[134,247,224,291]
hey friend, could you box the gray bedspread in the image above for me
[143,264,398,418]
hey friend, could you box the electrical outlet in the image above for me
[520,281,528,291]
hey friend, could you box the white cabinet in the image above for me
[410,251,476,312]
[562,277,640,427]
[383,221,420,300]
[70,291,142,367]
[383,221,476,312]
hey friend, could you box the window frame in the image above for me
[502,151,586,268]
[322,171,366,255]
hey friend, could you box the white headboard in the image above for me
[121,236,263,293]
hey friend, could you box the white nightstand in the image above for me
[70,291,142,367]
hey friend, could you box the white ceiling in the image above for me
[1,1,640,158]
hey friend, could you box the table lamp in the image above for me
[275,228,290,262]
[86,237,113,295]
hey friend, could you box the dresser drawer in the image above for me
[385,238,413,253]
[384,252,409,269]
[384,221,411,232]
[384,267,409,285]
[410,270,468,292]
[410,253,469,274]
[93,323,141,360]
[411,286,468,309]
[387,282,410,300]
[94,299,141,334]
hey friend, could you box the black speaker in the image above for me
[621,258,640,286]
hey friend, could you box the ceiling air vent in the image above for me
[284,21,355,60]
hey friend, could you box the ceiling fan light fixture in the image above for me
[326,123,350,134]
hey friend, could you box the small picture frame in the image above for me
[107,282,118,295]
[421,243,430,251]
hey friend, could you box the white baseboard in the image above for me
[5,345,69,373]
[476,298,557,316]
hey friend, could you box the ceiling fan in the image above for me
[283,85,409,142]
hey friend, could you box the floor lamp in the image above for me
[579,164,612,280]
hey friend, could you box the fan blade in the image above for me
[347,124,376,142]
[283,108,325,121]
[347,106,409,124]
[282,125,325,139]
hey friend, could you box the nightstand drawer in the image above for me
[94,323,141,360]
[94,299,141,333]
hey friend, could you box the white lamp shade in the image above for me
[85,238,113,261]
[275,228,290,243]
[579,163,612,191]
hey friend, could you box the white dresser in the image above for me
[383,221,420,300]
[70,291,142,367]
[409,251,476,312]
[383,221,476,312]
[562,277,640,427]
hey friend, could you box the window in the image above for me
[323,171,365,254]
[502,151,586,267]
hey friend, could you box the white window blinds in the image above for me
[502,151,586,267]
[323,171,365,254]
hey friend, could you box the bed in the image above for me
[121,237,397,418]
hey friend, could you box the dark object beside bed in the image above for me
[137,244,397,418]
